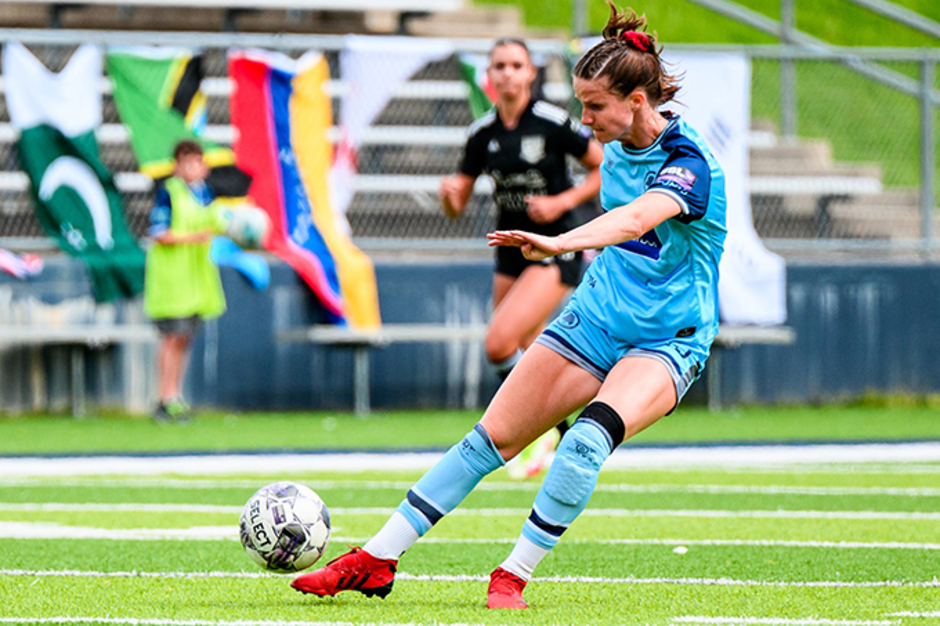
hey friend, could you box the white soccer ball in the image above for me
[239,481,331,572]
[223,206,270,250]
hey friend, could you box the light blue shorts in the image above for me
[535,307,711,405]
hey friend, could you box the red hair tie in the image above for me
[621,31,651,52]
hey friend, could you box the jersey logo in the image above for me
[655,166,697,193]
[615,228,662,260]
[520,135,545,164]
[556,309,580,329]
[487,139,500,153]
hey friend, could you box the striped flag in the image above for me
[228,49,380,329]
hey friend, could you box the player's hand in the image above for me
[439,177,464,219]
[525,195,569,224]
[191,231,214,243]
[487,230,563,262]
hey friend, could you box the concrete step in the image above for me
[406,5,521,38]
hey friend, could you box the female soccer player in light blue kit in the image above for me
[291,4,727,610]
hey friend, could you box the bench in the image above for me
[279,323,795,415]
[749,176,883,238]
[0,324,158,416]
[708,325,796,410]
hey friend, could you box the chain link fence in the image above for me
[0,32,936,254]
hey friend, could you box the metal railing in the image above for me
[0,28,935,254]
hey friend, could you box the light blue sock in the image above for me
[521,419,614,549]
[396,423,505,535]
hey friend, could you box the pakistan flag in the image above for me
[3,42,144,302]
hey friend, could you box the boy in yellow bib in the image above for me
[144,141,226,422]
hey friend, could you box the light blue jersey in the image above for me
[537,114,727,401]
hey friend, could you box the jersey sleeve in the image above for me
[458,130,486,178]
[646,143,712,223]
[557,115,591,159]
[148,186,172,237]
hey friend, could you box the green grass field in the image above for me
[1,464,939,625]
[2,402,940,454]
[1,406,940,624]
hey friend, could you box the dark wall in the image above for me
[3,256,940,412]
[186,257,500,410]
[717,263,940,404]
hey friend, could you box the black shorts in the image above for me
[154,315,201,337]
[495,245,584,287]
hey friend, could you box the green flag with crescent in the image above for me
[3,42,144,302]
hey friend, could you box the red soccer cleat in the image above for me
[486,566,529,609]
[290,547,397,599]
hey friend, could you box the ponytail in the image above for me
[574,2,679,106]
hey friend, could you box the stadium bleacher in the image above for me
[0,47,918,248]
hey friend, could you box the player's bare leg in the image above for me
[487,265,569,369]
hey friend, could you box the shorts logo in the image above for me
[557,309,580,329]
[655,166,697,192]
[520,135,545,164]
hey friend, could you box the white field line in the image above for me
[3,443,940,476]
[3,477,940,498]
[3,522,940,551]
[0,618,442,626]
[3,502,940,521]
[889,613,940,617]
[3,568,940,589]
[0,522,239,541]
[672,618,897,625]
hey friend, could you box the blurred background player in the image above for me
[439,37,603,475]
[292,3,726,609]
[144,140,226,423]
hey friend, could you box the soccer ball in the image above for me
[221,205,270,250]
[239,482,331,572]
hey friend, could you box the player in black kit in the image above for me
[440,38,603,475]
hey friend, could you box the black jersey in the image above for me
[459,99,592,236]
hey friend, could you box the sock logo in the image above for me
[573,441,595,459]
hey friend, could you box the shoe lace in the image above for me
[491,568,525,594]
[325,545,363,567]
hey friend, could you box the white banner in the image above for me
[664,52,787,326]
[333,35,454,215]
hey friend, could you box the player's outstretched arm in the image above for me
[439,173,476,219]
[489,191,681,260]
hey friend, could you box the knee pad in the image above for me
[543,419,614,507]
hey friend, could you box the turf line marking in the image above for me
[4,523,940,550]
[889,613,940,617]
[672,618,897,625]
[0,523,239,541]
[5,503,939,520]
[0,616,483,626]
[414,537,940,551]
[4,478,940,497]
[4,443,940,476]
[3,569,939,588]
